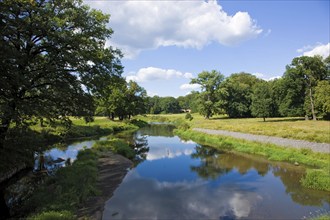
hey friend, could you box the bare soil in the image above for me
[77,152,133,220]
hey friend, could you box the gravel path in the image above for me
[193,128,330,154]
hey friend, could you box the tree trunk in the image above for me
[263,117,266,122]
[309,87,317,120]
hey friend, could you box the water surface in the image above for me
[103,124,329,219]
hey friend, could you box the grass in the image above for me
[26,135,138,219]
[137,114,330,143]
[175,129,330,191]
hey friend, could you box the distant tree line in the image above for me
[145,55,330,121]
[188,55,330,121]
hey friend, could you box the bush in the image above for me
[185,113,193,121]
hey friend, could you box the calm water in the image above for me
[103,124,329,220]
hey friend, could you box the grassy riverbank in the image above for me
[26,132,138,219]
[137,114,330,143]
[137,114,330,191]
[1,117,145,219]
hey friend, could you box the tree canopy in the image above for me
[0,0,123,147]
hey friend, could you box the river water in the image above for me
[102,124,329,220]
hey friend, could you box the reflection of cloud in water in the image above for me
[147,147,194,160]
[145,136,196,161]
[103,170,262,219]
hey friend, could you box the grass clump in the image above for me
[93,138,135,159]
[301,169,330,191]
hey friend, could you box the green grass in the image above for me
[22,118,146,219]
[26,135,138,219]
[137,114,330,143]
[27,210,76,220]
[175,129,330,191]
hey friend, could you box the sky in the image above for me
[84,0,330,97]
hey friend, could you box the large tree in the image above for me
[219,72,261,118]
[285,56,328,120]
[190,70,224,119]
[0,0,123,148]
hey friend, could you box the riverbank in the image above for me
[175,129,330,191]
[77,152,133,220]
[138,114,330,143]
[1,118,146,219]
[25,135,137,219]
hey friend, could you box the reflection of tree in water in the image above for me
[132,135,149,164]
[138,124,175,137]
[272,167,330,206]
[190,145,232,180]
[191,145,329,206]
[114,130,150,166]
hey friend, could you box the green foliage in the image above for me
[185,113,193,121]
[28,149,99,213]
[0,0,123,146]
[219,72,261,118]
[27,210,75,220]
[301,169,330,191]
[190,70,224,119]
[251,81,274,121]
[93,138,135,159]
[314,80,330,119]
[147,96,181,114]
[282,56,328,120]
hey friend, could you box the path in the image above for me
[193,128,330,154]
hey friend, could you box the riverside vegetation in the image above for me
[137,114,330,192]
[3,117,145,219]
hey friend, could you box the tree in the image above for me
[287,56,328,120]
[0,0,123,148]
[251,81,273,121]
[190,70,224,119]
[125,81,147,119]
[314,80,330,119]
[219,73,261,118]
[273,73,305,117]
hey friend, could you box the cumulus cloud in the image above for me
[180,83,201,90]
[85,0,263,58]
[297,43,330,58]
[126,67,193,82]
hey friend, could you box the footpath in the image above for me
[193,128,330,154]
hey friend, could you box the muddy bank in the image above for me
[77,152,133,220]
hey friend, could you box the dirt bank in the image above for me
[77,152,133,220]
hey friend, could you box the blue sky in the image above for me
[85,0,329,97]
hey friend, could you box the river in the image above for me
[103,124,329,219]
[2,124,329,219]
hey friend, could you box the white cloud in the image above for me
[180,83,201,90]
[126,67,193,82]
[252,73,281,81]
[297,43,330,58]
[85,1,263,58]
